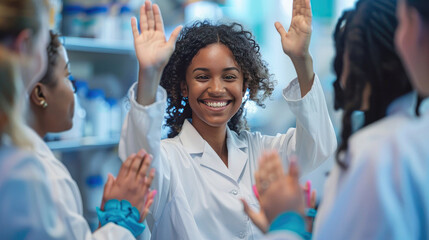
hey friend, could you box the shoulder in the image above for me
[347,113,427,178]
[0,146,45,180]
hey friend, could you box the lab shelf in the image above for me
[47,136,120,152]
[63,36,135,55]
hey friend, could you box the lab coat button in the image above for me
[231,189,238,195]
[239,232,246,238]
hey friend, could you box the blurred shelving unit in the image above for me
[63,36,135,55]
[47,136,120,152]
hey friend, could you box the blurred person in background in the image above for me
[0,0,156,238]
[244,0,429,239]
[0,1,66,238]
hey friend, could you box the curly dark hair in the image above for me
[333,0,413,169]
[161,21,275,138]
[39,30,62,88]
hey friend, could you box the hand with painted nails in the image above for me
[260,154,306,224]
[242,151,285,233]
[242,152,306,231]
[100,149,156,222]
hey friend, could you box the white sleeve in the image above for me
[256,75,337,175]
[118,83,172,227]
[313,141,411,240]
[119,82,167,161]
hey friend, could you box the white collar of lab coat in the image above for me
[24,125,57,163]
[178,119,248,182]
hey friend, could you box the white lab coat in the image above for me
[119,76,337,240]
[0,145,67,239]
[313,94,429,240]
[21,126,135,240]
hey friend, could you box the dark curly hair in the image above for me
[39,30,62,88]
[333,0,413,169]
[161,21,275,138]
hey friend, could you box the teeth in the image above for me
[205,101,228,108]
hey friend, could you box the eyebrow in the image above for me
[192,67,240,73]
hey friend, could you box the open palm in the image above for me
[275,0,312,59]
[132,1,182,71]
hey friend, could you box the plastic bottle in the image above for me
[85,5,109,38]
[60,94,85,140]
[106,98,121,138]
[85,89,110,138]
[119,5,134,42]
[62,5,86,37]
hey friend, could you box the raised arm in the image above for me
[132,0,182,106]
[275,0,314,97]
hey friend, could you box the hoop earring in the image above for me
[40,100,48,109]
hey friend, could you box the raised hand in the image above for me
[101,149,156,222]
[132,0,182,71]
[274,0,314,96]
[132,1,183,105]
[275,0,312,60]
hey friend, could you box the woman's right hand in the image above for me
[132,1,182,105]
[132,1,182,71]
[101,149,156,222]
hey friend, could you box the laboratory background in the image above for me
[47,0,358,229]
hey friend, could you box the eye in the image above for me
[195,75,210,81]
[224,74,237,81]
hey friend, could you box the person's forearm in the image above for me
[136,67,163,106]
[291,55,314,97]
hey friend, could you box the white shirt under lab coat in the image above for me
[22,126,135,240]
[119,76,336,240]
[313,94,429,240]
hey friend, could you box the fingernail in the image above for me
[252,185,260,200]
[151,190,157,199]
[138,149,146,157]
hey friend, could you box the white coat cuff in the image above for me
[128,82,167,110]
[282,75,323,112]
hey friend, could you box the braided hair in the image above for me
[333,0,412,169]
[161,21,274,138]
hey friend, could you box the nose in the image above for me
[207,78,226,96]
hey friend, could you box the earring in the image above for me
[40,100,48,109]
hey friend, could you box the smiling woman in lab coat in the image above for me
[119,0,337,239]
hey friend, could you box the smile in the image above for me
[200,100,231,108]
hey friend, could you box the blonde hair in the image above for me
[0,46,32,148]
[0,0,49,45]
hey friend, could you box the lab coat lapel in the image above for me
[226,127,248,182]
[178,120,248,183]
[179,120,234,180]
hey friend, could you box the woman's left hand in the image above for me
[275,0,312,60]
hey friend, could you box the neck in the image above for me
[191,118,229,167]
[27,107,46,138]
